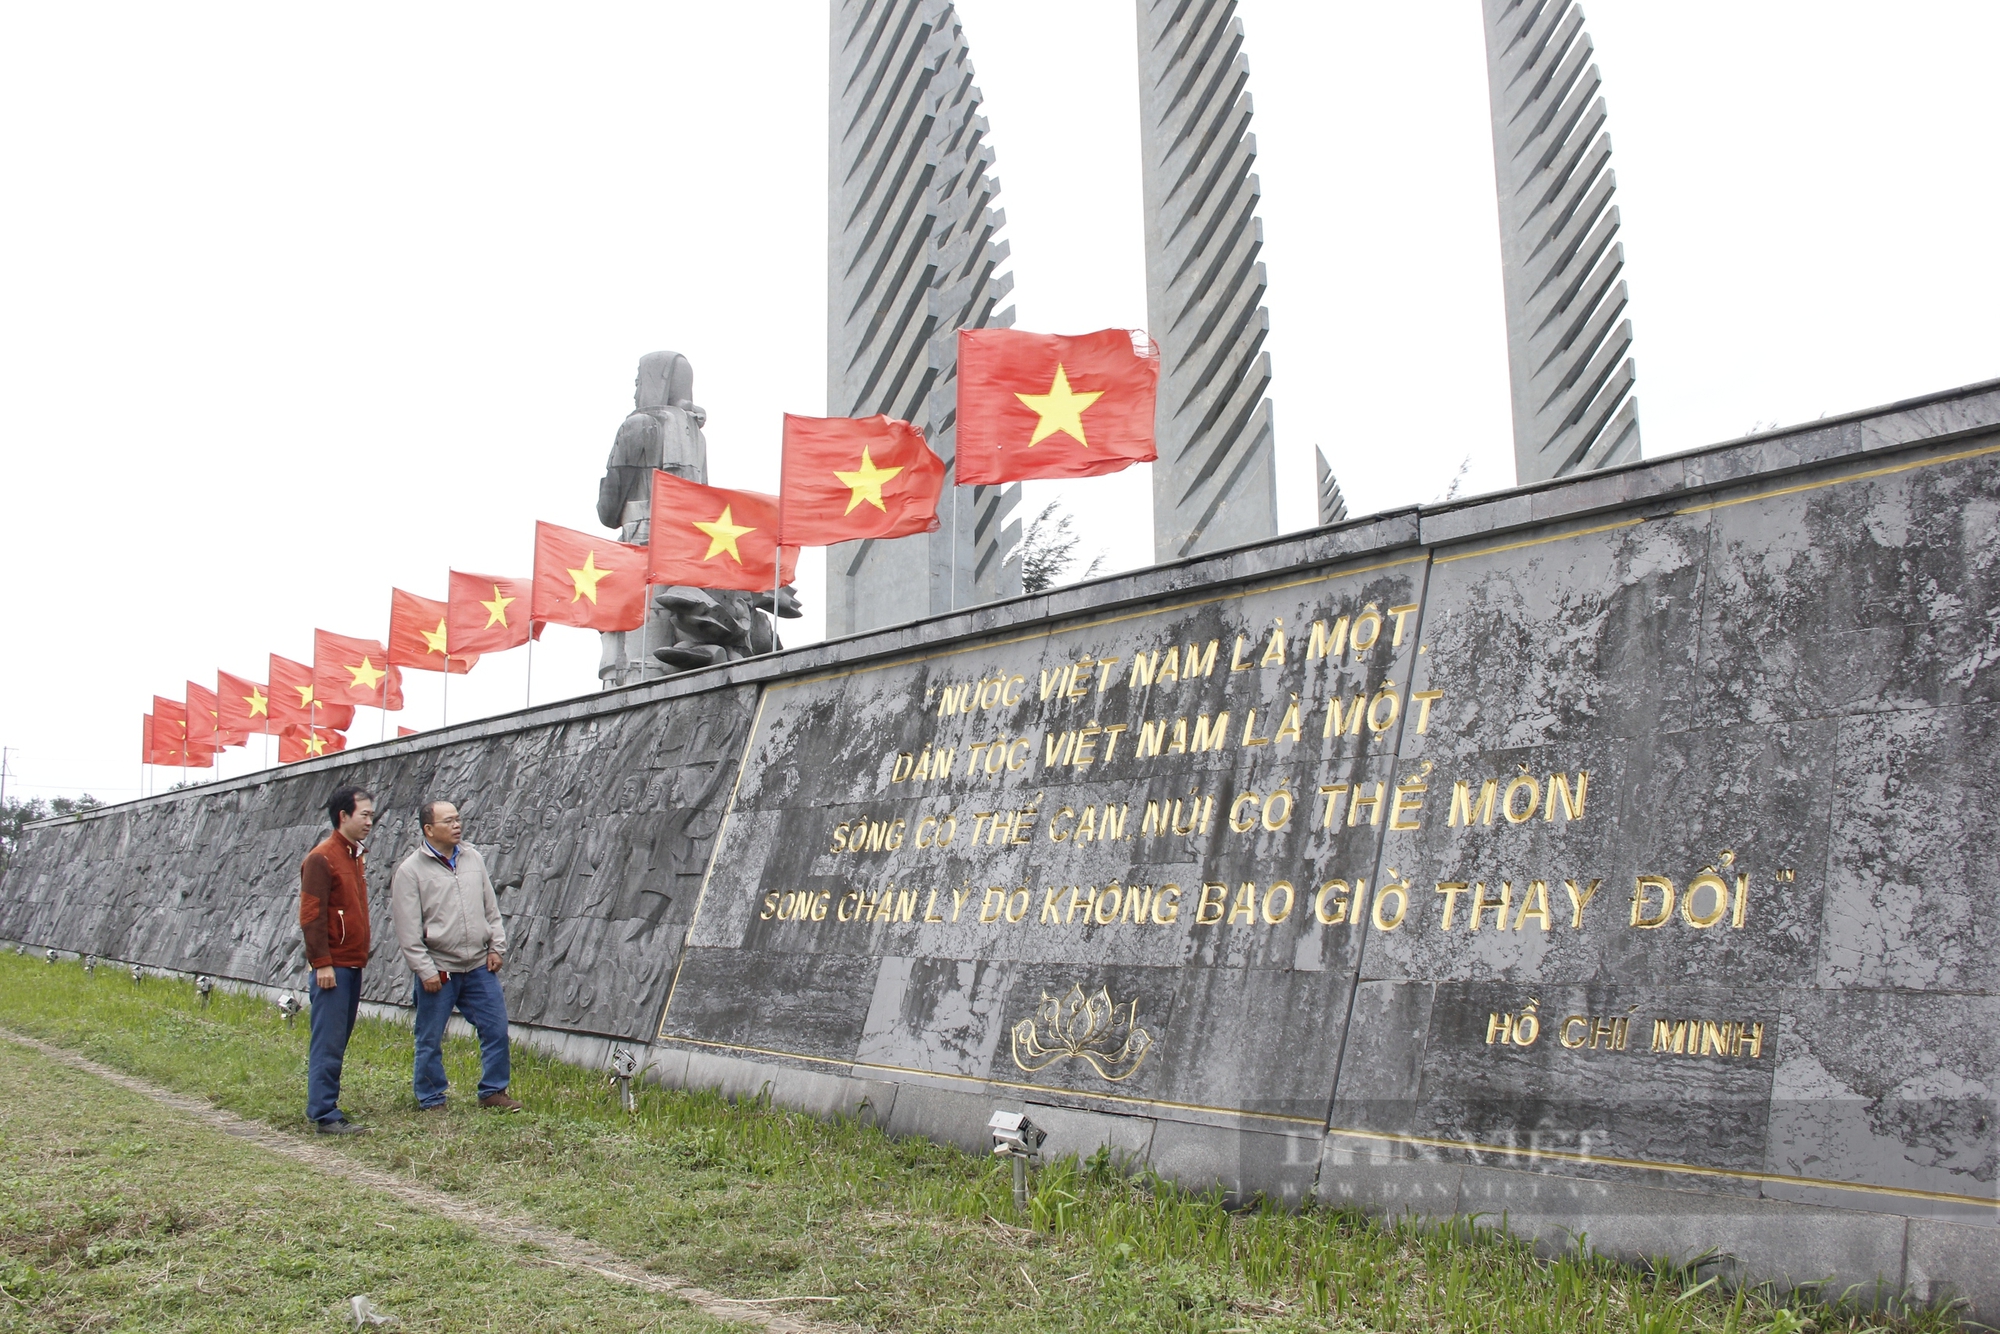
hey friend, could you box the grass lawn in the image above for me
[0,952,1971,1333]
[0,1033,731,1332]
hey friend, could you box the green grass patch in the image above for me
[0,952,1972,1333]
[0,1032,732,1332]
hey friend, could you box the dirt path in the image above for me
[0,1024,846,1334]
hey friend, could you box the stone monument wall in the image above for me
[7,379,2000,1313]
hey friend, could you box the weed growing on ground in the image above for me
[0,954,1973,1333]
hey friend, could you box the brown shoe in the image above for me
[478,1092,523,1112]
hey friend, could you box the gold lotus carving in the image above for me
[1010,983,1154,1082]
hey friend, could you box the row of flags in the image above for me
[142,328,1161,770]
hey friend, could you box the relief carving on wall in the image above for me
[1010,984,1154,1082]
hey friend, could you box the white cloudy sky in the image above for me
[1,2,1994,803]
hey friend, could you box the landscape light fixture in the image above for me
[609,1047,640,1114]
[45,948,56,964]
[988,1109,1046,1212]
[196,975,215,1007]
[277,992,302,1026]
[83,954,95,975]
[130,962,144,984]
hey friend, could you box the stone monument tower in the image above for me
[1481,0,1642,483]
[824,0,1022,637]
[1136,0,1281,562]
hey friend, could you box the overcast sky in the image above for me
[2,2,1995,804]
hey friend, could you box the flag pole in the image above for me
[774,448,784,656]
[525,633,534,709]
[442,659,449,728]
[948,462,960,613]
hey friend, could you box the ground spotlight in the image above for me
[988,1109,1046,1211]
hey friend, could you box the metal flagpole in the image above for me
[948,463,960,612]
[442,659,449,728]
[524,634,534,709]
[773,453,784,655]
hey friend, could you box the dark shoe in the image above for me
[478,1092,523,1113]
[316,1118,368,1136]
[420,1101,448,1113]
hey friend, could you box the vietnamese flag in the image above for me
[390,588,479,674]
[147,699,215,768]
[531,522,649,630]
[647,470,799,592]
[269,655,356,731]
[448,570,540,654]
[279,723,348,763]
[143,714,205,767]
[187,681,248,749]
[778,414,945,545]
[955,328,1159,483]
[314,630,401,712]
[218,670,273,736]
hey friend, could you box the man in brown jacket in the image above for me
[300,784,373,1134]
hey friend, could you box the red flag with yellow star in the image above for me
[646,470,798,591]
[143,713,209,766]
[389,588,479,674]
[278,723,348,763]
[955,328,1159,483]
[148,697,215,768]
[268,655,356,731]
[447,570,541,654]
[777,414,944,545]
[312,630,402,712]
[187,681,248,749]
[217,671,273,736]
[530,521,649,630]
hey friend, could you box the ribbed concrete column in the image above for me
[1135,0,1280,563]
[826,0,1021,637]
[1482,0,1642,483]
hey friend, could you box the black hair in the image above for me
[419,799,447,828]
[327,786,374,829]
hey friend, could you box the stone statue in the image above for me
[596,352,799,686]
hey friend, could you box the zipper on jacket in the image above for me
[336,909,347,944]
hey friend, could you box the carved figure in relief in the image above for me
[594,352,801,684]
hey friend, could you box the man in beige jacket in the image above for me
[389,800,521,1112]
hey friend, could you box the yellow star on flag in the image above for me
[567,549,613,603]
[834,447,904,514]
[693,505,754,563]
[1015,363,1103,448]
[345,656,386,693]
[295,683,315,707]
[303,732,328,757]
[245,687,268,718]
[421,619,450,655]
[481,585,515,628]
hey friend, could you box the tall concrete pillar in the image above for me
[825,0,1021,637]
[1481,0,1642,483]
[1135,0,1280,564]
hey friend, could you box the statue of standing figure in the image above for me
[596,352,800,686]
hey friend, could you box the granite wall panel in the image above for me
[8,384,2000,1311]
[1,684,760,1041]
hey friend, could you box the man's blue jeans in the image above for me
[307,965,363,1125]
[411,965,511,1107]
